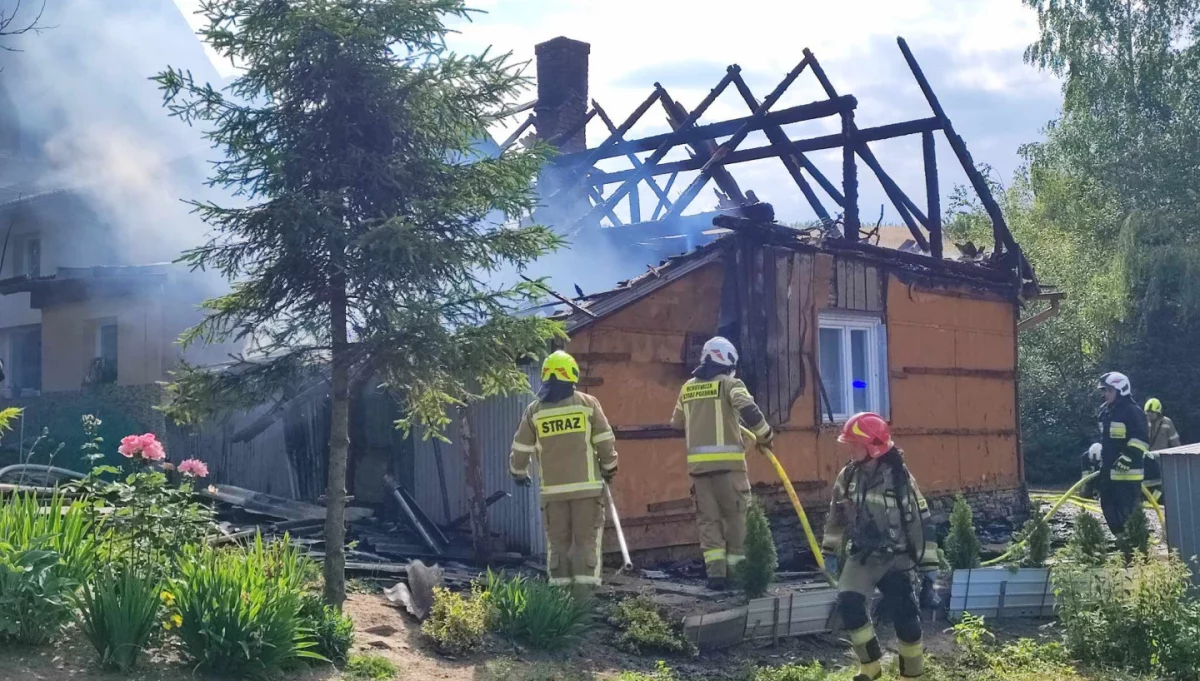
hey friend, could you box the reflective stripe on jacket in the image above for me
[1099,396,1149,482]
[509,392,617,501]
[822,452,939,570]
[670,373,772,475]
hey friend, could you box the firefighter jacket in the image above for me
[1099,396,1149,482]
[670,372,773,475]
[1148,414,1181,453]
[822,451,939,570]
[509,391,618,501]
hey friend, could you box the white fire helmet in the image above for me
[701,336,739,368]
[1086,443,1103,464]
[1099,371,1132,396]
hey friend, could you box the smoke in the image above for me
[1,0,226,275]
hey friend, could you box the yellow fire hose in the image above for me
[741,427,836,586]
[985,472,1167,567]
[1142,484,1166,528]
[982,471,1100,567]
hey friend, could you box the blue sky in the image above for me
[175,0,1063,228]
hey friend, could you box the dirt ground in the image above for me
[0,589,1060,681]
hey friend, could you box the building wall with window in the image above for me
[558,240,1022,555]
[40,294,167,393]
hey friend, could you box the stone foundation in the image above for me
[764,485,1031,567]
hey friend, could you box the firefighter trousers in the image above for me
[542,495,605,598]
[1098,478,1140,535]
[692,471,751,580]
[834,553,925,680]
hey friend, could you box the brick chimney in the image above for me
[535,37,590,154]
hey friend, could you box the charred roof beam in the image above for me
[729,69,834,223]
[662,57,815,221]
[585,116,939,186]
[564,68,743,231]
[803,48,929,250]
[591,100,675,215]
[657,85,747,207]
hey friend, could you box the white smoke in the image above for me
[2,0,226,271]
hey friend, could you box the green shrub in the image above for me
[422,586,489,655]
[608,594,692,655]
[1053,551,1200,679]
[944,494,981,570]
[1066,512,1108,566]
[1012,517,1050,568]
[617,661,677,681]
[1115,507,1151,563]
[344,653,398,681]
[481,571,591,651]
[172,536,320,678]
[76,565,163,671]
[739,496,776,598]
[0,492,99,644]
[482,569,528,638]
[0,544,76,644]
[747,661,828,681]
[504,579,591,650]
[299,593,355,666]
[948,613,1083,680]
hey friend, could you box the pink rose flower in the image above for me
[117,432,166,461]
[141,437,166,462]
[118,435,142,458]
[177,458,209,478]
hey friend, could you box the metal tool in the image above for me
[605,482,634,573]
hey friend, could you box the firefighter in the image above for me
[822,413,940,681]
[670,336,773,591]
[1144,397,1179,502]
[1096,372,1150,534]
[510,350,618,599]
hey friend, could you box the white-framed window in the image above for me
[817,312,888,422]
[12,235,41,278]
[94,319,118,384]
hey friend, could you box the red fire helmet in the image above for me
[837,412,893,458]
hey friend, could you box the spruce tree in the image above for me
[944,494,981,570]
[739,496,777,598]
[155,0,562,606]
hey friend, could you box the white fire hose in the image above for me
[604,482,634,573]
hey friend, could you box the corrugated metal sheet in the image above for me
[169,404,297,499]
[949,568,1055,619]
[412,366,545,555]
[1161,446,1200,583]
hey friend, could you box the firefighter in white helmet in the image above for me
[510,351,618,599]
[670,337,774,590]
[1096,371,1150,534]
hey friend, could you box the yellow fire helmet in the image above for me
[541,350,580,384]
[1145,397,1163,414]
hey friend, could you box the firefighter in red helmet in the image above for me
[822,413,940,681]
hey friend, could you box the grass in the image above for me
[342,653,398,681]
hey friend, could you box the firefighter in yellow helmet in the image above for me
[670,337,773,591]
[822,413,940,681]
[1144,397,1180,502]
[510,351,617,599]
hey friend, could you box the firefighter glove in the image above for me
[514,475,532,487]
[602,467,617,482]
[1115,454,1133,472]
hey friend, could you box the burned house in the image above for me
[403,35,1058,561]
